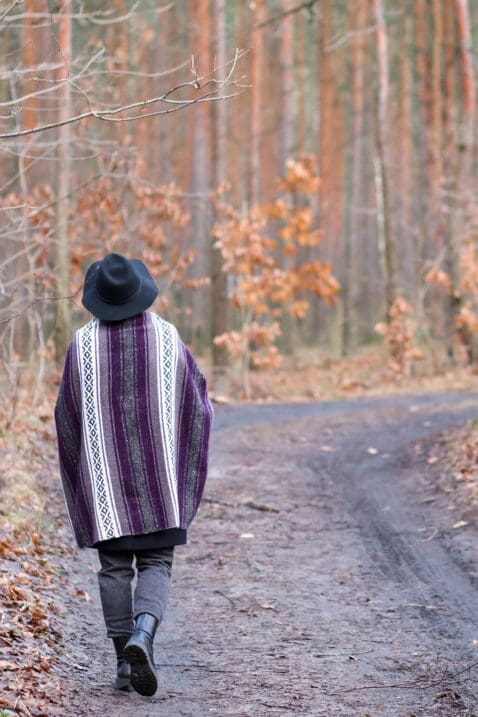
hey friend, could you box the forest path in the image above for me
[55,393,478,716]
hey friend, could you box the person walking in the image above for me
[54,253,213,696]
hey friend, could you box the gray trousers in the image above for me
[97,546,174,638]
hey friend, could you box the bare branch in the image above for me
[1,1,173,26]
[0,0,20,24]
[0,49,247,139]
[0,286,83,326]
[325,24,377,53]
[0,49,105,108]
[253,0,319,29]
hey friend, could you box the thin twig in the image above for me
[330,660,478,695]
[0,287,82,326]
[0,50,246,139]
[213,590,236,607]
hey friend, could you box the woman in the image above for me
[54,253,213,697]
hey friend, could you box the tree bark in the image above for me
[343,0,367,354]
[54,0,72,361]
[372,0,399,314]
[250,0,266,205]
[397,5,413,296]
[190,0,212,351]
[211,0,229,373]
[21,1,37,134]
[431,0,443,205]
[450,0,476,359]
[296,8,306,156]
[279,0,295,172]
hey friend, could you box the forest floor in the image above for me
[2,392,478,715]
[212,344,478,403]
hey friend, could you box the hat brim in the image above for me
[82,259,159,321]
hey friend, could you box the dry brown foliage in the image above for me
[375,297,424,375]
[212,156,339,396]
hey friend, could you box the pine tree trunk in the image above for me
[343,0,367,354]
[451,0,476,359]
[250,0,266,205]
[372,0,399,314]
[397,5,413,297]
[211,0,229,374]
[190,0,212,352]
[279,0,295,172]
[21,1,37,134]
[296,9,306,156]
[53,1,72,361]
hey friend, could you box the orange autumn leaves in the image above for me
[377,232,478,375]
[212,157,340,389]
[375,298,424,375]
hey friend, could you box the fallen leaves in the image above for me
[0,417,69,716]
[0,548,62,714]
[74,589,91,602]
[433,420,478,511]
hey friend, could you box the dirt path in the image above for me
[53,393,478,716]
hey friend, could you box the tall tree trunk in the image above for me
[250,0,266,205]
[450,0,476,359]
[211,0,229,374]
[260,19,273,204]
[397,5,413,296]
[413,0,432,301]
[443,0,456,177]
[318,0,334,259]
[296,8,306,156]
[115,0,130,148]
[372,0,399,314]
[190,0,212,351]
[455,0,475,182]
[343,0,367,354]
[54,1,72,360]
[136,19,153,178]
[21,0,38,134]
[279,0,295,172]
[431,0,443,213]
[317,0,345,345]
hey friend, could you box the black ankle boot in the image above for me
[124,613,159,696]
[112,635,132,691]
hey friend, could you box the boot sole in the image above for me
[124,643,158,697]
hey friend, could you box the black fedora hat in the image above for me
[82,253,158,321]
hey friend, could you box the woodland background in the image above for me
[1,0,478,410]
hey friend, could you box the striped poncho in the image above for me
[54,311,213,549]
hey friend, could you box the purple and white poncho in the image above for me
[54,311,213,549]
